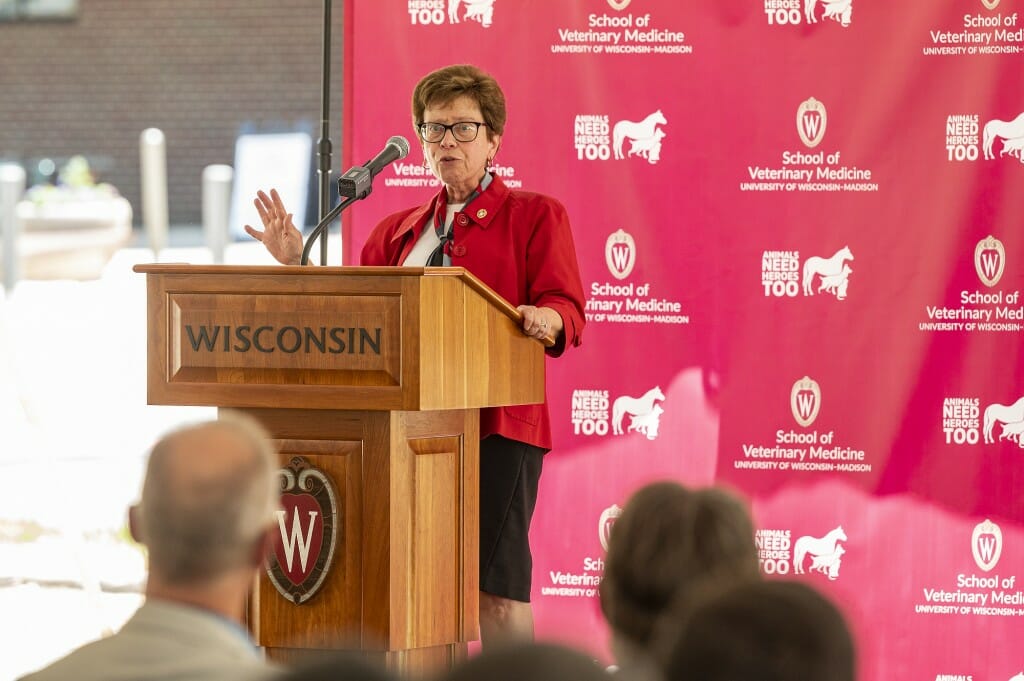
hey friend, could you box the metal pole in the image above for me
[316,0,334,265]
[202,164,233,264]
[0,163,26,292]
[140,128,169,257]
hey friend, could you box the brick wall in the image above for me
[0,0,343,226]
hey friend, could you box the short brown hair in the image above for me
[658,580,856,681]
[412,64,506,139]
[599,482,760,649]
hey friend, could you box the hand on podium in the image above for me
[517,304,562,342]
[244,188,303,266]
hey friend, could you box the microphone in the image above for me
[300,135,411,265]
[337,135,410,199]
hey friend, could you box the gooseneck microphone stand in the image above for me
[301,193,357,266]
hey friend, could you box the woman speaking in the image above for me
[245,64,586,647]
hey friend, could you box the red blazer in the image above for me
[361,175,586,450]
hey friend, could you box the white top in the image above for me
[402,202,464,266]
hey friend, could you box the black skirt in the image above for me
[478,434,546,603]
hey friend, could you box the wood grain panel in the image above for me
[418,275,544,410]
[400,410,480,646]
[251,440,364,650]
[409,435,461,647]
[132,265,541,674]
[265,644,467,676]
[137,265,545,411]
[241,409,392,650]
[168,292,400,377]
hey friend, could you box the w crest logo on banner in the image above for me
[974,235,1005,287]
[981,0,1000,10]
[791,376,821,427]
[797,97,827,148]
[972,519,1002,572]
[266,457,338,605]
[598,504,623,551]
[605,229,636,280]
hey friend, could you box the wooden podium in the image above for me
[134,264,546,675]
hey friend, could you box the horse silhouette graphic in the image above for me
[448,0,495,27]
[983,396,1024,444]
[1000,135,1024,161]
[809,545,844,580]
[627,404,664,440]
[611,386,666,437]
[998,419,1024,445]
[628,128,666,164]
[613,110,668,162]
[793,526,847,580]
[805,0,852,27]
[983,112,1024,162]
[802,246,853,298]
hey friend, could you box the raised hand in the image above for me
[244,188,303,265]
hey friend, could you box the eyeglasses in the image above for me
[418,121,487,143]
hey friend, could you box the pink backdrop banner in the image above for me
[342,2,1024,678]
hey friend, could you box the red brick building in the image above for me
[0,1,342,226]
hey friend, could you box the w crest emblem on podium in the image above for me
[266,457,339,604]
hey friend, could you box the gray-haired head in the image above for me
[134,411,279,584]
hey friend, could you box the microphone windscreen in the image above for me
[388,135,411,159]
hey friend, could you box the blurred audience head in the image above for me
[439,642,608,681]
[131,411,279,585]
[599,481,759,662]
[272,653,396,681]
[658,579,855,681]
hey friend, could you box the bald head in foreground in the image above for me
[21,413,281,681]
